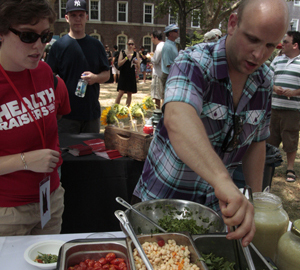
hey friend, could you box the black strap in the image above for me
[53,74,58,90]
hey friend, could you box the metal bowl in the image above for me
[124,199,225,235]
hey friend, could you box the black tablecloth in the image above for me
[59,133,144,233]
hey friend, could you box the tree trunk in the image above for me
[179,10,187,49]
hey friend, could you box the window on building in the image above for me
[118,35,127,51]
[290,19,299,31]
[169,8,177,25]
[117,1,128,22]
[60,0,67,19]
[144,4,154,24]
[191,10,200,28]
[294,0,300,6]
[89,0,101,21]
[143,37,152,52]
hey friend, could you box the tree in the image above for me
[152,0,241,49]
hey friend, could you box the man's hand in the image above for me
[273,85,285,95]
[216,183,256,247]
[82,70,110,84]
[81,72,98,85]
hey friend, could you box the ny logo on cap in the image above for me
[74,0,81,7]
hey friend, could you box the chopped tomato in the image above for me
[157,240,165,247]
[105,253,116,262]
[99,258,107,265]
[87,260,95,267]
[111,258,125,265]
[94,261,102,268]
[79,261,87,269]
[118,262,127,270]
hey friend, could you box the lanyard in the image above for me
[0,65,46,149]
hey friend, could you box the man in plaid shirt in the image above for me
[133,0,289,246]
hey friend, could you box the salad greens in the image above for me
[146,204,215,234]
[34,252,58,264]
[200,253,235,270]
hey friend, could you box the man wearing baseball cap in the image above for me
[47,0,110,134]
[161,24,179,91]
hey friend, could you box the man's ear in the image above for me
[227,13,238,36]
[65,14,69,23]
[293,42,299,50]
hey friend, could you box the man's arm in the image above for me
[164,101,255,246]
[273,85,300,98]
[242,141,266,192]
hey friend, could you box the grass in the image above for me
[100,80,299,222]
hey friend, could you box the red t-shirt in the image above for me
[55,76,71,116]
[0,61,62,207]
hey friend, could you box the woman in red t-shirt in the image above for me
[0,0,65,236]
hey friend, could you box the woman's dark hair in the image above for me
[0,0,56,35]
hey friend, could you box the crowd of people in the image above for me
[0,0,297,252]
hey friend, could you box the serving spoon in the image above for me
[115,197,167,233]
[114,210,154,270]
[230,185,256,270]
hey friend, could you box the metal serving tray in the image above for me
[56,238,131,270]
[126,232,208,270]
[192,234,275,270]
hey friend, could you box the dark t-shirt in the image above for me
[113,51,119,65]
[106,50,112,63]
[113,51,119,59]
[140,51,147,65]
[47,35,109,121]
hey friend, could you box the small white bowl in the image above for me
[24,240,65,269]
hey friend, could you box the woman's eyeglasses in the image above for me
[9,28,53,44]
[128,43,134,46]
[221,114,244,152]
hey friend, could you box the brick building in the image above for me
[49,0,200,52]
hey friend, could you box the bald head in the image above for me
[225,0,290,77]
[237,0,289,30]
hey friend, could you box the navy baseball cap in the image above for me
[66,0,87,13]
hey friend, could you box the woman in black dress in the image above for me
[115,38,140,107]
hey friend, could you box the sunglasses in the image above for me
[171,30,178,33]
[128,43,134,46]
[221,114,244,152]
[9,27,53,44]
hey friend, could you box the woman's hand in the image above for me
[25,149,60,173]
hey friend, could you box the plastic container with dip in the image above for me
[275,219,300,270]
[251,192,289,262]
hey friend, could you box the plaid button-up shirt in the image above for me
[133,36,273,213]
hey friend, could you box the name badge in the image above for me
[39,176,51,229]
